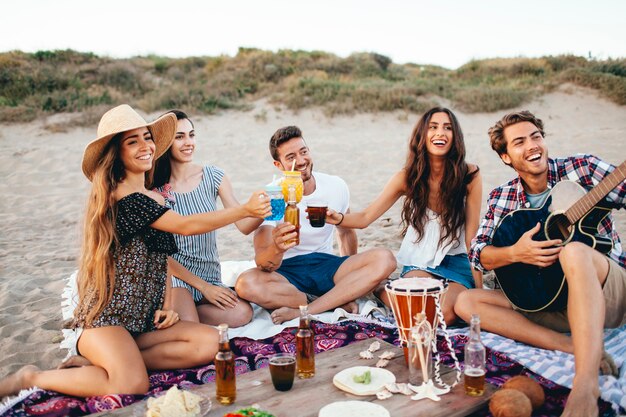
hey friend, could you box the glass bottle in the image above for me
[408,313,433,386]
[296,305,315,378]
[215,323,236,404]
[464,314,486,396]
[283,184,300,245]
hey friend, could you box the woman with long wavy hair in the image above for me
[325,107,482,323]
[0,105,270,399]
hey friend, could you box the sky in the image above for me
[2,0,625,69]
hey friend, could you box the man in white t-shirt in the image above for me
[235,126,397,324]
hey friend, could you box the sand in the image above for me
[0,84,625,378]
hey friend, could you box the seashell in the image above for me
[396,383,413,396]
[359,350,374,359]
[376,389,393,400]
[378,350,395,360]
[368,341,381,352]
[376,358,389,368]
[384,383,400,393]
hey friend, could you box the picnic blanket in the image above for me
[448,324,626,414]
[1,264,622,416]
[2,320,621,417]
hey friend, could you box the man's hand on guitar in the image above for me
[513,222,562,268]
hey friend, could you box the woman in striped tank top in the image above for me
[153,110,264,328]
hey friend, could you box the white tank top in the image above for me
[396,208,466,268]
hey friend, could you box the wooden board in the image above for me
[95,338,495,417]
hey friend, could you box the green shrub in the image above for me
[559,68,626,104]
[454,86,532,113]
[0,49,622,123]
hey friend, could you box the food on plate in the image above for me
[222,406,275,417]
[145,386,204,417]
[353,369,372,384]
[333,366,396,396]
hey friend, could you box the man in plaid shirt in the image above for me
[455,111,626,417]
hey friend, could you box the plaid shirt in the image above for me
[469,154,626,271]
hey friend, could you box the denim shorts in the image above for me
[401,253,474,289]
[277,253,349,296]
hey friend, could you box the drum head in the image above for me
[385,277,446,294]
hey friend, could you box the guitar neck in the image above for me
[566,160,626,223]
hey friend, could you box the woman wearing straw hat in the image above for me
[0,104,270,398]
[152,110,261,328]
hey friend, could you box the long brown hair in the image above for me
[74,135,124,326]
[152,109,192,188]
[401,107,478,248]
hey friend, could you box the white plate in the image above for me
[332,366,396,396]
[319,400,390,417]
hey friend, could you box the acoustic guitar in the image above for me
[491,160,626,312]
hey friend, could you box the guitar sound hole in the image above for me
[546,213,572,241]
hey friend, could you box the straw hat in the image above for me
[81,104,177,180]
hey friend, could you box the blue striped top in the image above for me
[160,165,225,302]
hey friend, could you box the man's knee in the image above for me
[454,289,478,322]
[364,248,397,278]
[234,269,261,300]
[559,242,608,283]
[559,241,590,265]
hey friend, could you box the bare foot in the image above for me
[57,355,92,369]
[270,307,299,325]
[561,384,599,417]
[599,351,618,377]
[0,365,40,399]
[339,301,359,314]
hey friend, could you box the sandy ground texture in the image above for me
[0,85,625,378]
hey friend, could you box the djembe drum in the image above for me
[385,277,461,401]
[385,277,447,352]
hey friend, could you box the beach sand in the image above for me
[0,84,625,378]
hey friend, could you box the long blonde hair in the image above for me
[75,136,123,326]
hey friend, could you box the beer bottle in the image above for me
[215,323,236,404]
[296,305,315,378]
[283,184,300,245]
[464,314,486,396]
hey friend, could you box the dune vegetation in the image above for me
[0,48,624,124]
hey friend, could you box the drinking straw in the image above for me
[291,160,296,171]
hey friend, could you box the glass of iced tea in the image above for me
[269,353,296,391]
[306,201,327,228]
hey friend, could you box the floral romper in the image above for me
[73,193,177,335]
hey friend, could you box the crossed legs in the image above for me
[0,322,218,399]
[236,248,397,323]
[454,243,611,417]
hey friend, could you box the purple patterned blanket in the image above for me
[0,320,615,417]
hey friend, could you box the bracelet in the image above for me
[336,212,345,226]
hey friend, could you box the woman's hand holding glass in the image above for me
[324,208,343,225]
[244,190,272,218]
